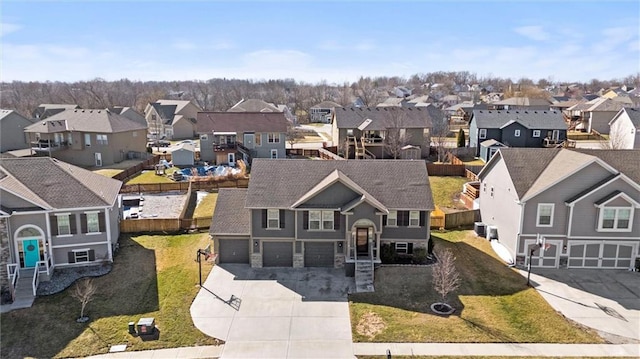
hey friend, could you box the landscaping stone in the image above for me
[37,264,112,296]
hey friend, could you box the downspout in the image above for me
[105,208,113,262]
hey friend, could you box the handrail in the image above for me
[32,268,39,296]
[37,257,49,275]
[7,263,18,286]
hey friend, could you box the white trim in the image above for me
[72,248,91,253]
[514,129,521,137]
[0,186,52,210]
[536,203,554,227]
[567,240,637,269]
[51,241,110,249]
[595,192,640,208]
[55,234,73,238]
[567,202,575,238]
[533,130,541,138]
[83,210,100,214]
[596,206,634,232]
[566,174,640,205]
[478,128,487,139]
[85,232,102,236]
[523,239,561,268]
[54,212,72,216]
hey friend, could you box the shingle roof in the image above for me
[571,149,640,183]
[493,97,552,106]
[228,99,280,112]
[471,110,566,130]
[196,112,289,133]
[568,97,625,112]
[210,189,251,235]
[246,159,433,210]
[311,101,341,109]
[334,106,441,130]
[0,157,122,210]
[24,108,147,133]
[152,103,179,123]
[494,148,561,198]
[154,100,198,113]
[614,107,640,127]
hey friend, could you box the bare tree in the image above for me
[432,248,461,304]
[383,108,411,159]
[430,108,451,162]
[286,124,304,149]
[71,278,97,321]
[600,124,629,149]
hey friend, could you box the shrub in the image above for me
[380,243,397,264]
[412,247,429,264]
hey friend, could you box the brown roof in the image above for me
[196,112,289,134]
[25,108,147,134]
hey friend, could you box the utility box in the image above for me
[136,317,155,335]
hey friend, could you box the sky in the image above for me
[1,0,639,84]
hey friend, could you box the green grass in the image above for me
[193,192,218,219]
[0,233,220,358]
[428,176,469,210]
[126,167,180,184]
[349,229,604,344]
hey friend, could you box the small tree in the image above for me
[457,129,466,148]
[432,249,461,304]
[72,278,97,321]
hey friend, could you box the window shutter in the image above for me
[383,215,388,226]
[98,213,106,232]
[70,214,77,234]
[262,209,267,228]
[334,211,340,230]
[80,214,87,233]
[51,216,59,235]
[279,210,285,228]
[408,243,414,254]
[88,249,95,261]
[303,211,309,230]
[419,211,426,227]
[67,252,75,263]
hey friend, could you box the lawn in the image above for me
[93,168,124,178]
[193,192,218,219]
[0,233,220,358]
[428,176,469,210]
[349,229,604,344]
[126,167,180,184]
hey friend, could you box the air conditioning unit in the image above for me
[487,226,498,240]
[474,222,486,238]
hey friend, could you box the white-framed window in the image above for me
[386,211,397,226]
[255,133,262,146]
[132,131,138,138]
[395,242,408,254]
[96,134,108,145]
[533,130,541,138]
[598,207,633,231]
[200,134,208,141]
[57,214,71,236]
[479,128,487,139]
[268,133,280,143]
[409,210,420,227]
[483,182,487,192]
[270,149,278,159]
[309,210,334,230]
[514,129,521,137]
[490,186,494,197]
[86,212,100,233]
[309,210,321,230]
[84,133,91,147]
[267,209,280,229]
[536,203,554,227]
[322,211,334,230]
[74,249,90,263]
[346,129,354,136]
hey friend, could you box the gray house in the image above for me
[210,159,434,291]
[0,157,122,302]
[478,148,640,270]
[196,112,288,165]
[0,110,34,153]
[469,110,568,160]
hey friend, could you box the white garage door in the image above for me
[568,242,636,269]
[525,240,561,268]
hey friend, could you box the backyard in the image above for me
[349,230,604,344]
[429,176,470,211]
[0,233,219,358]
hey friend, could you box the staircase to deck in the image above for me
[354,260,374,293]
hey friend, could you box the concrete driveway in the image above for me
[190,264,356,359]
[524,268,640,343]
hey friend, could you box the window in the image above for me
[86,212,100,233]
[84,133,91,147]
[346,129,354,136]
[483,183,487,192]
[57,214,71,236]
[267,209,280,229]
[309,210,334,230]
[536,203,554,227]
[409,211,420,227]
[309,210,321,230]
[395,242,408,254]
[152,114,157,121]
[514,129,521,137]
[270,149,278,159]
[200,134,208,141]
[598,207,632,231]
[479,128,487,139]
[96,134,108,145]
[533,130,541,138]
[255,133,261,146]
[490,186,494,197]
[132,131,138,138]
[386,211,397,226]
[268,133,280,143]
[68,133,73,144]
[322,211,334,230]
[74,250,90,263]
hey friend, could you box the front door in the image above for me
[95,152,102,167]
[227,153,236,166]
[22,239,40,268]
[552,130,560,141]
[244,133,255,149]
[356,228,369,256]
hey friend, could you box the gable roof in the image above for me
[0,109,33,124]
[196,112,289,133]
[246,159,433,210]
[610,107,640,128]
[471,110,566,130]
[210,188,251,235]
[334,106,441,130]
[153,99,199,113]
[24,108,147,133]
[33,104,80,119]
[568,97,625,112]
[228,99,281,113]
[492,97,552,106]
[0,157,122,210]
[311,101,341,109]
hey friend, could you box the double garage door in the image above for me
[568,242,636,269]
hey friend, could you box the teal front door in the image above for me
[23,239,39,268]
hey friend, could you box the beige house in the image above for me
[24,108,148,168]
[144,100,201,140]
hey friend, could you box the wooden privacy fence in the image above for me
[426,163,466,176]
[430,206,445,229]
[120,217,212,233]
[112,155,160,182]
[120,178,249,193]
[430,206,480,230]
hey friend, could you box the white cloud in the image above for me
[1,22,22,37]
[514,26,549,41]
[593,26,637,53]
[354,40,375,51]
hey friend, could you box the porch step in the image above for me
[12,270,36,308]
[355,261,375,293]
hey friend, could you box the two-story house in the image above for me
[609,107,640,149]
[332,106,442,159]
[0,157,122,302]
[228,98,296,124]
[23,108,148,167]
[196,112,289,166]
[309,101,341,123]
[0,110,34,153]
[209,159,434,291]
[567,97,625,135]
[478,148,640,270]
[469,110,568,162]
[144,100,201,140]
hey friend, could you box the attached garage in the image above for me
[218,238,250,264]
[525,240,561,268]
[304,242,334,267]
[568,242,636,269]
[263,241,293,267]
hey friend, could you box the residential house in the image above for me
[228,98,295,124]
[144,99,201,140]
[567,97,625,134]
[469,110,568,161]
[489,97,552,111]
[108,106,147,126]
[309,101,341,123]
[0,110,34,153]
[332,106,441,159]
[210,159,434,291]
[32,104,80,120]
[0,157,122,300]
[609,108,640,149]
[23,108,148,168]
[478,148,640,270]
[196,112,289,165]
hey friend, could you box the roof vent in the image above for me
[524,111,528,114]
[74,109,78,112]
[82,110,85,113]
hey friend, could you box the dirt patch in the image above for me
[356,312,387,339]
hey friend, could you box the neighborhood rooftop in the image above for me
[196,112,289,133]
[334,106,441,130]
[471,110,566,130]
[24,108,147,133]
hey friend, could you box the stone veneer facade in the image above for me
[0,218,10,289]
